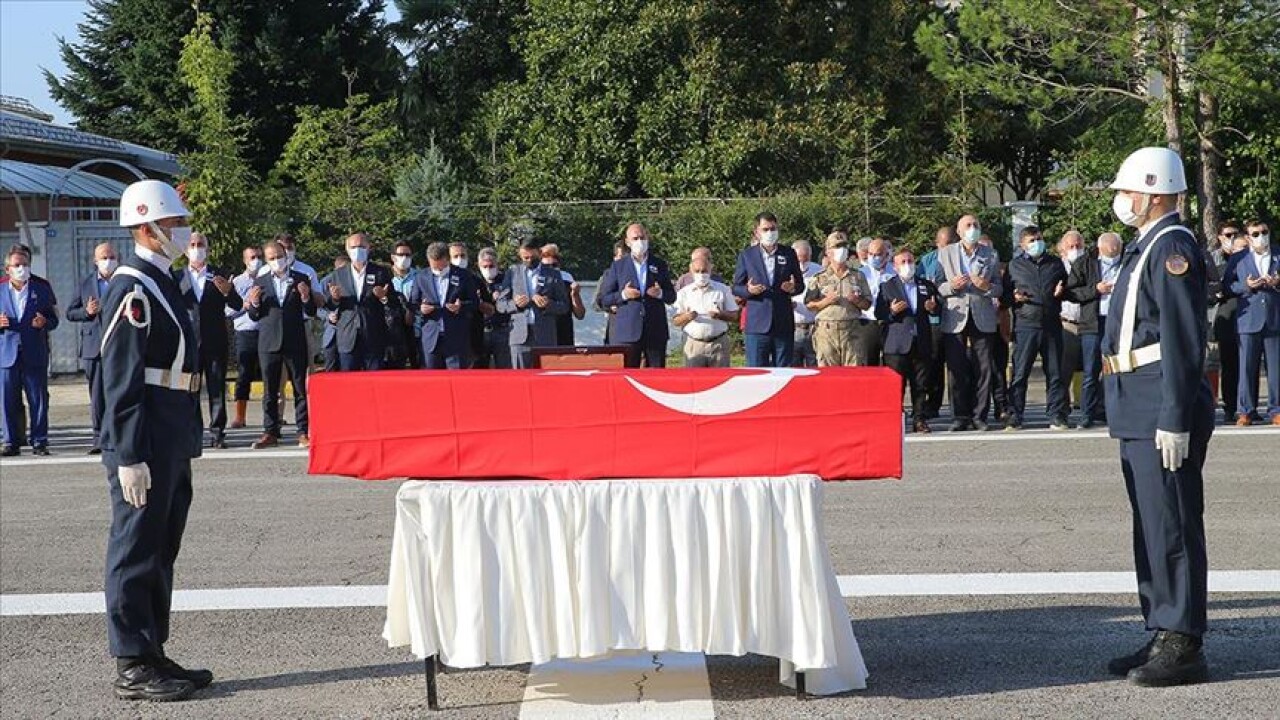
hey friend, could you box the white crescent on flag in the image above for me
[622,368,819,416]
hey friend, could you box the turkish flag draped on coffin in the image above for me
[307,367,903,481]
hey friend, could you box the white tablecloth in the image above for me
[383,475,868,695]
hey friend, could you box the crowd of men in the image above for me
[0,212,1275,454]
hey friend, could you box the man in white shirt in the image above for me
[791,240,823,367]
[673,257,738,367]
[855,237,893,366]
[227,246,263,429]
[1057,231,1086,413]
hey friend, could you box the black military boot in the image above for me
[1107,633,1157,676]
[1128,631,1208,687]
[114,662,195,701]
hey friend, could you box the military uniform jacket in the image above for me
[99,256,203,466]
[803,265,871,322]
[1102,213,1211,439]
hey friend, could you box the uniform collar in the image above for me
[134,244,174,275]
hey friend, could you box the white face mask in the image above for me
[759,230,779,248]
[187,246,207,264]
[451,257,468,269]
[246,257,263,273]
[8,265,30,283]
[1112,193,1145,227]
[896,262,916,282]
[432,266,449,277]
[393,255,412,271]
[268,258,288,274]
[149,223,191,263]
[831,247,849,264]
[97,258,119,276]
[347,246,369,264]
[1066,248,1083,263]
[481,266,499,281]
[692,272,709,288]
[1251,233,1271,251]
[962,226,981,246]
[630,239,649,257]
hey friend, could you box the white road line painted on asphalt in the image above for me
[5,572,1278,617]
[518,652,714,720]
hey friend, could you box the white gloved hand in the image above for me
[1154,429,1191,472]
[118,463,151,508]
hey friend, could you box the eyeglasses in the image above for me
[1221,231,1238,238]
[1248,231,1269,238]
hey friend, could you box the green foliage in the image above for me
[394,137,471,242]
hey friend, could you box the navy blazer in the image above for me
[1227,251,1280,335]
[248,270,318,355]
[408,266,478,357]
[732,244,806,336]
[597,255,677,345]
[0,277,60,369]
[176,264,242,359]
[66,271,112,360]
[874,275,940,356]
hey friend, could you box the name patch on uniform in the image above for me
[1165,254,1189,276]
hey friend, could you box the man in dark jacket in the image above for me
[1065,233,1123,428]
[66,242,118,453]
[325,233,394,371]
[875,248,941,432]
[177,233,242,448]
[598,224,677,368]
[247,240,317,448]
[1006,226,1069,430]
[1205,222,1248,421]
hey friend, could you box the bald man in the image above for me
[1066,232,1123,428]
[66,243,120,453]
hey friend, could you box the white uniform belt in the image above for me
[144,368,203,393]
[1102,344,1162,374]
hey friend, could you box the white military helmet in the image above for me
[1109,147,1187,194]
[118,180,190,227]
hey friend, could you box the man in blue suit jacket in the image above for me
[66,243,119,453]
[1,248,60,455]
[1228,220,1280,424]
[408,242,478,369]
[597,223,677,368]
[733,212,806,367]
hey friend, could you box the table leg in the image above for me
[796,670,807,700]
[425,655,439,710]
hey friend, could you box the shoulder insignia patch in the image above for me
[1165,254,1189,276]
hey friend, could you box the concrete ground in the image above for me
[0,381,1276,718]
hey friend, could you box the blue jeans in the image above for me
[744,332,794,368]
[1080,332,1104,422]
[1009,326,1066,421]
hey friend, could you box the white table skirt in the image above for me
[383,475,868,695]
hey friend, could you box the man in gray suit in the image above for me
[498,238,570,368]
[937,214,1003,431]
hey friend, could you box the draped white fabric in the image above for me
[383,475,868,695]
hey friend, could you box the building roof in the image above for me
[0,107,181,176]
[0,158,129,200]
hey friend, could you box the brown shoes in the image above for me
[297,434,310,449]
[1273,415,1280,427]
[251,433,279,449]
[1235,414,1252,427]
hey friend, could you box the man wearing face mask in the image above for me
[1101,147,1214,688]
[408,242,479,369]
[920,226,956,420]
[875,249,941,432]
[937,214,1003,431]
[855,237,894,366]
[1057,231,1087,416]
[387,241,421,369]
[1204,222,1245,421]
[96,180,210,700]
[1227,219,1280,426]
[66,243,119,453]
[499,238,569,368]
[541,244,585,346]
[248,240,317,449]
[790,240,823,367]
[673,256,738,367]
[1,248,61,456]
[178,233,241,449]
[1006,227,1070,430]
[452,242,486,364]
[475,247,512,368]
[325,233,395,371]
[804,233,871,367]
[733,212,807,367]
[598,223,677,368]
[227,247,264,429]
[1065,232,1124,429]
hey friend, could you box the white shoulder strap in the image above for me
[1116,225,1188,370]
[107,266,186,388]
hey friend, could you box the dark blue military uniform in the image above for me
[99,254,203,660]
[1102,212,1213,638]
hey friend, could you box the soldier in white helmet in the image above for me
[1100,148,1214,687]
[99,180,212,701]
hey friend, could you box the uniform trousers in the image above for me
[103,448,192,658]
[1119,402,1213,637]
[813,321,858,367]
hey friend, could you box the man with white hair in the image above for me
[1066,232,1123,428]
[790,239,823,366]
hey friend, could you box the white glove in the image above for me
[1154,429,1191,472]
[118,463,151,508]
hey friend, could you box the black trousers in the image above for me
[923,324,946,418]
[989,335,1010,420]
[623,341,667,368]
[260,348,309,436]
[851,319,882,366]
[103,448,192,658]
[233,331,260,402]
[83,357,104,442]
[1119,405,1213,637]
[944,323,994,423]
[1009,325,1067,421]
[884,347,930,421]
[200,353,228,435]
[1213,320,1240,418]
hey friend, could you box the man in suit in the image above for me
[178,233,242,448]
[247,240,316,448]
[594,240,627,345]
[324,233,394,371]
[1,248,60,456]
[318,256,348,372]
[855,237,895,366]
[920,226,956,419]
[498,238,570,369]
[937,214,1003,431]
[66,242,119,453]
[1006,226,1070,431]
[1228,219,1280,425]
[388,241,420,369]
[876,248,941,433]
[598,223,677,368]
[475,248,511,369]
[408,242,478,369]
[541,244,586,347]
[1205,222,1246,421]
[1066,232,1123,428]
[733,212,806,367]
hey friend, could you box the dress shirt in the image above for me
[524,265,539,324]
[1099,257,1121,318]
[760,247,777,281]
[272,272,292,303]
[350,264,367,300]
[433,271,450,307]
[793,261,823,324]
[8,281,29,319]
[632,256,648,289]
[188,265,209,302]
[675,280,734,340]
[1251,251,1273,282]
[859,264,890,321]
[1060,258,1081,322]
